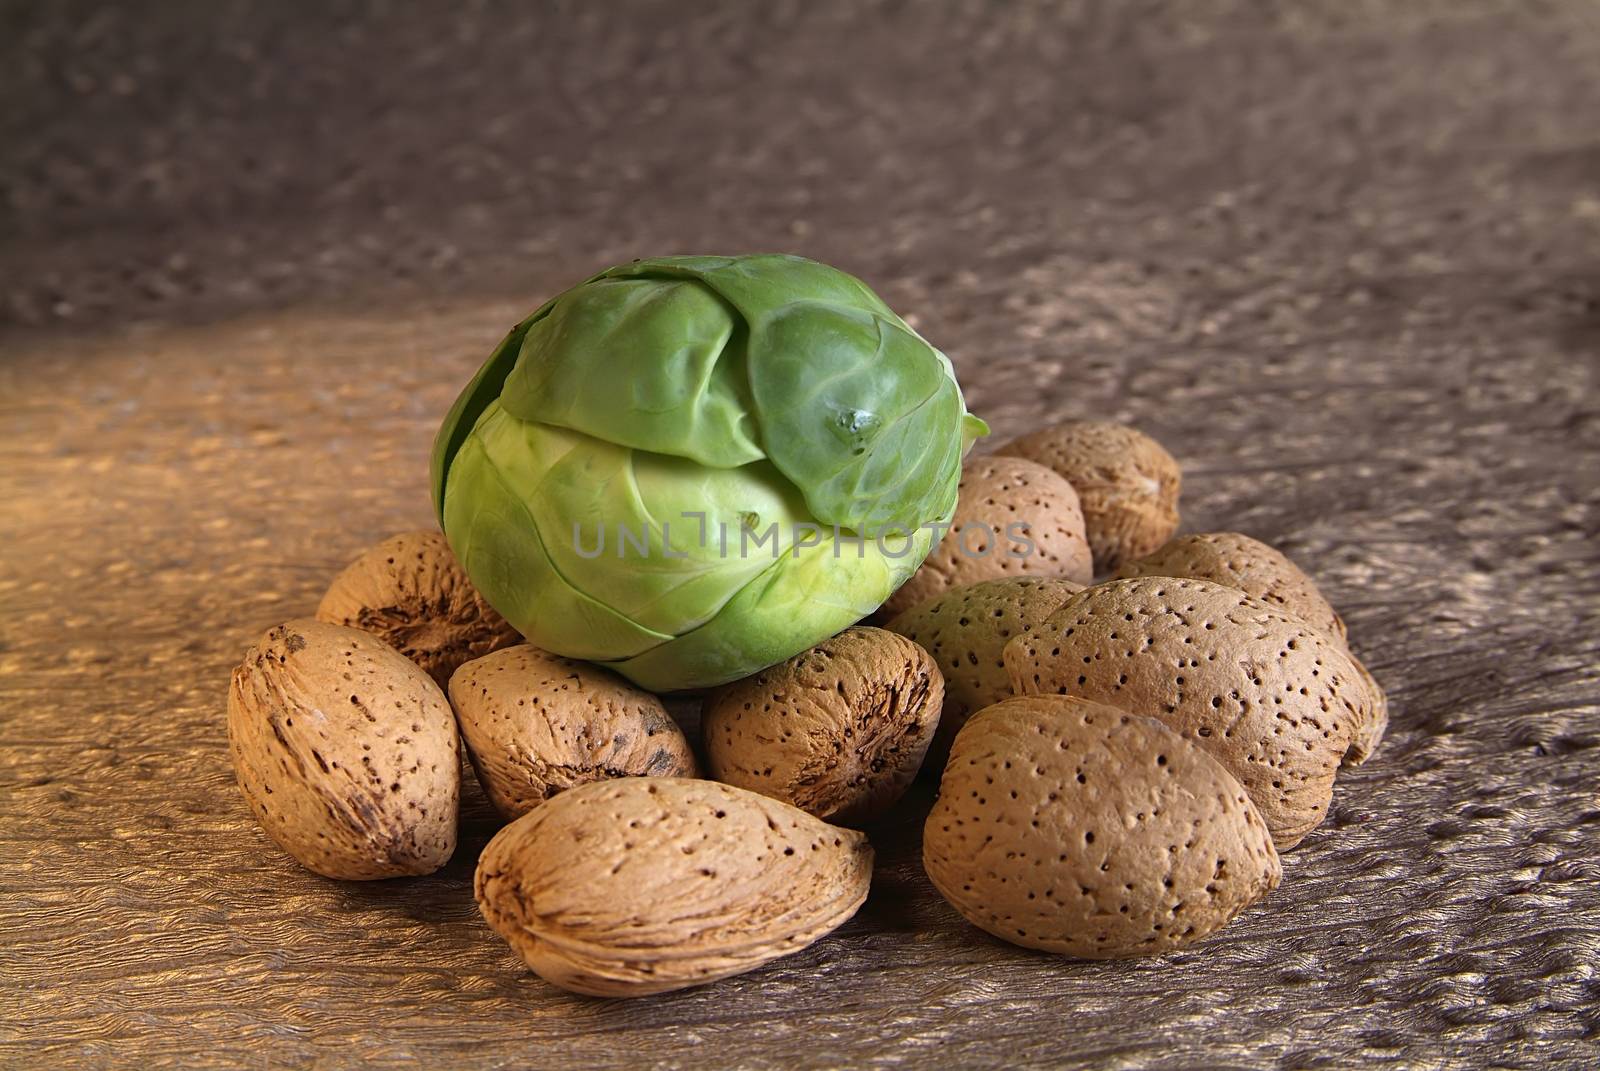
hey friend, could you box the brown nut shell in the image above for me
[227,618,460,879]
[883,456,1092,617]
[924,695,1281,958]
[996,421,1180,572]
[1111,532,1387,764]
[316,530,520,686]
[1113,532,1346,643]
[1003,577,1368,850]
[885,576,1086,757]
[449,645,698,821]
[1344,654,1389,766]
[702,627,941,824]
[475,778,873,996]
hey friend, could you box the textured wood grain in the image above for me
[3,1,1599,1068]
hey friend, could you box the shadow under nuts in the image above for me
[448,644,698,821]
[475,778,873,996]
[924,695,1281,957]
[228,618,460,879]
[1004,577,1370,850]
[702,627,942,824]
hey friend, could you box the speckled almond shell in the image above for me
[227,618,460,879]
[316,530,521,687]
[475,778,873,996]
[882,455,1092,618]
[1110,533,1388,765]
[448,644,698,821]
[1112,532,1347,643]
[924,695,1281,958]
[1003,577,1369,850]
[701,627,941,825]
[995,421,1180,573]
[885,576,1086,757]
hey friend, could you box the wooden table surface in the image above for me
[3,3,1598,1068]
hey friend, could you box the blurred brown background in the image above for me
[9,0,1597,338]
[3,2,1598,1069]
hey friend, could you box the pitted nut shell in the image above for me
[316,530,520,686]
[882,456,1092,617]
[475,778,873,996]
[1113,532,1346,644]
[702,627,941,824]
[885,576,1085,756]
[1004,577,1369,850]
[448,644,698,820]
[1112,531,1387,764]
[924,695,1281,958]
[996,421,1180,572]
[227,618,460,879]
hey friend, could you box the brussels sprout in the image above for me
[431,254,985,691]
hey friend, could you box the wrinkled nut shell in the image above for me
[885,576,1085,757]
[702,627,941,824]
[227,618,460,879]
[1113,532,1346,644]
[925,695,1281,957]
[1345,655,1389,766]
[883,456,1092,618]
[449,644,698,820]
[1004,577,1369,850]
[475,778,873,996]
[316,530,520,686]
[996,421,1180,572]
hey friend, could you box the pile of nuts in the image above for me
[228,420,1385,996]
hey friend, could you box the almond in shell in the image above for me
[475,778,873,996]
[449,644,698,821]
[1004,577,1369,849]
[228,618,460,879]
[924,695,1281,957]
[702,627,941,824]
[885,576,1085,757]
[883,455,1092,617]
[1112,532,1388,764]
[316,530,520,686]
[996,421,1180,572]
[1113,531,1346,644]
